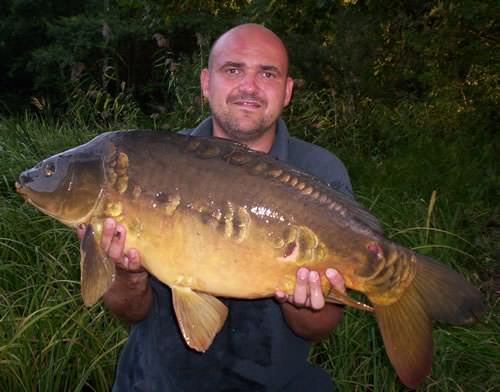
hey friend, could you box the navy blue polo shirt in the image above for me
[112,117,353,392]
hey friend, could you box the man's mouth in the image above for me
[230,96,265,110]
[234,100,261,109]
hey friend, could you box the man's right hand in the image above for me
[76,218,153,323]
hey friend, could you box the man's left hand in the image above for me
[275,267,345,310]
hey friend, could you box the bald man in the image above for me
[79,24,352,391]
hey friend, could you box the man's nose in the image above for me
[238,72,258,93]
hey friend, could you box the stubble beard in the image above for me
[210,102,278,143]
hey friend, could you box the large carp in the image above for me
[16,130,484,388]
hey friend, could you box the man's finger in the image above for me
[76,224,86,241]
[326,268,345,294]
[108,224,126,261]
[275,290,288,304]
[126,248,144,272]
[293,267,309,306]
[308,270,325,310]
[101,218,116,252]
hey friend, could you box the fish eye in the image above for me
[43,162,56,177]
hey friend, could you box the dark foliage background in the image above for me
[1,1,498,122]
[0,1,498,390]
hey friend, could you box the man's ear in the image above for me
[284,76,294,107]
[200,68,209,98]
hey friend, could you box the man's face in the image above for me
[201,28,293,143]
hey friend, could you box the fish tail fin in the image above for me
[372,253,485,388]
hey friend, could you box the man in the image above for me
[78,23,352,391]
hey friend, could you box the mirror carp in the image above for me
[16,130,485,388]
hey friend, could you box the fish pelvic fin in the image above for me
[325,287,373,312]
[80,224,115,306]
[171,287,228,352]
[372,253,485,388]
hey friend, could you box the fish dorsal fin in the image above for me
[264,161,385,235]
[323,184,384,235]
[176,131,383,234]
[181,133,384,235]
[171,286,228,352]
[80,224,115,306]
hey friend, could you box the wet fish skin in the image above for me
[16,130,485,388]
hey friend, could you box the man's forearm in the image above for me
[281,303,344,342]
[103,270,153,323]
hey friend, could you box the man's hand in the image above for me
[76,218,144,273]
[275,267,346,341]
[275,267,345,309]
[76,218,152,323]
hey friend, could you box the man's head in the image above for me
[200,24,294,151]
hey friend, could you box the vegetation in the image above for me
[1,0,499,390]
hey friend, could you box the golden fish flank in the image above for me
[233,206,250,242]
[196,145,220,159]
[105,149,129,191]
[106,167,117,186]
[132,185,142,200]
[116,151,129,171]
[295,181,306,191]
[128,217,144,238]
[196,200,250,242]
[277,225,326,265]
[279,172,291,183]
[165,193,181,216]
[16,130,485,389]
[104,200,123,218]
[251,161,268,175]
[226,151,250,166]
[301,186,313,196]
[289,176,298,187]
[266,168,283,178]
[356,243,417,305]
[115,175,128,194]
[185,137,201,152]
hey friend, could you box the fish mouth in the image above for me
[15,181,26,196]
[14,180,105,228]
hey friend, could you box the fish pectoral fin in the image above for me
[325,287,374,312]
[80,224,115,306]
[171,286,228,352]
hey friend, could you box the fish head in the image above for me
[16,144,105,227]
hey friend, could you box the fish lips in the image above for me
[15,180,24,194]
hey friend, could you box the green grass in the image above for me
[0,193,127,391]
[0,99,498,391]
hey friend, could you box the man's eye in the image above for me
[262,72,275,79]
[226,68,240,75]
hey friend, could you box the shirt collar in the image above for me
[189,116,289,161]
